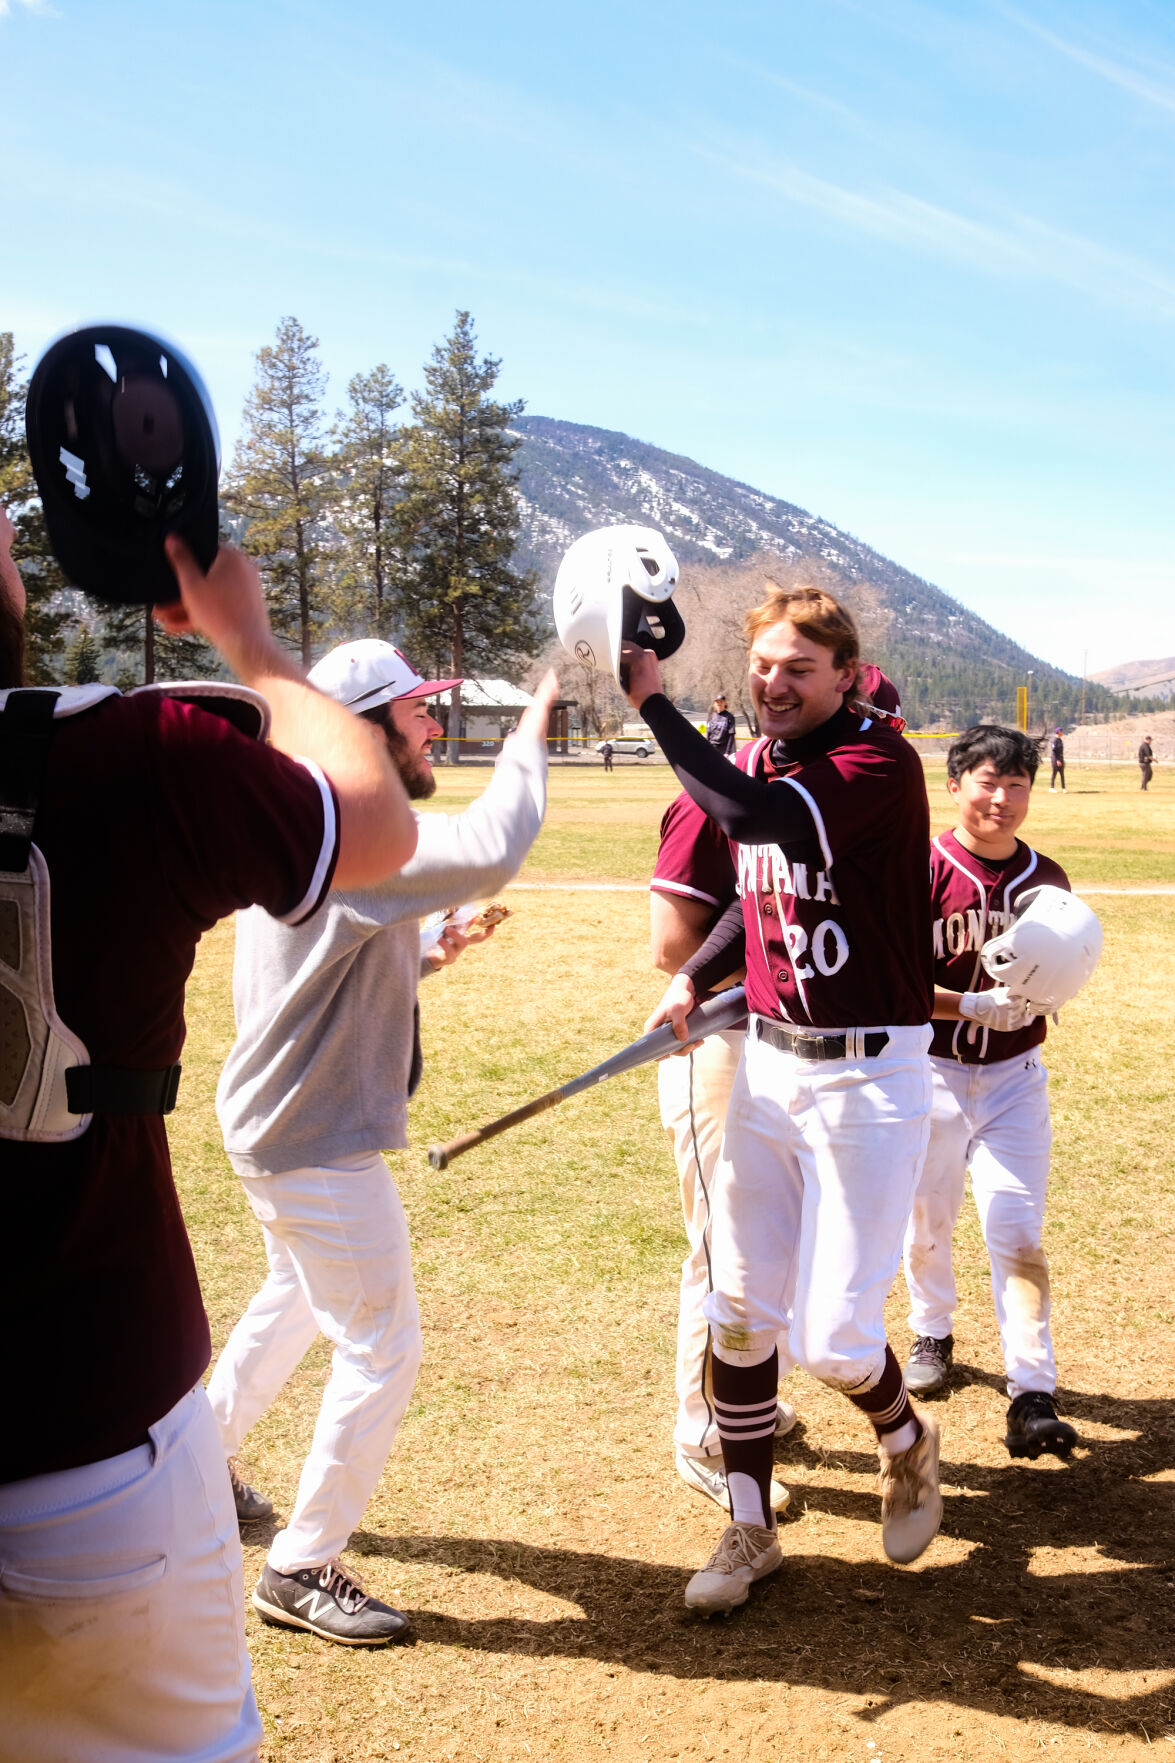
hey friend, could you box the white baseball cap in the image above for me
[307,639,463,713]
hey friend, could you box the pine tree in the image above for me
[63,625,102,685]
[227,318,329,666]
[0,331,71,681]
[392,313,540,759]
[330,365,404,636]
[99,602,222,686]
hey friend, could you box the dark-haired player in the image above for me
[626,584,939,1616]
[901,724,1077,1459]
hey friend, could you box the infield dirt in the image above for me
[174,763,1175,1763]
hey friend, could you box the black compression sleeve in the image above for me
[640,694,815,846]
[680,896,747,996]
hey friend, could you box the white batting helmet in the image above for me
[553,525,684,684]
[980,885,1103,1013]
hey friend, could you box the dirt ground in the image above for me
[173,774,1175,1763]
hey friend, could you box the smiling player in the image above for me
[625,582,939,1616]
[901,725,1077,1459]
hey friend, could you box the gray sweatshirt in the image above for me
[216,731,547,1176]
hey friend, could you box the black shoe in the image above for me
[904,1334,954,1396]
[1005,1391,1077,1460]
[229,1459,273,1522]
[252,1560,409,1646]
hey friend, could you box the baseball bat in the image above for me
[427,985,747,1170]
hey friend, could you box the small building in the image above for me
[434,679,577,756]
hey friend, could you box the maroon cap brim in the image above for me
[396,676,464,700]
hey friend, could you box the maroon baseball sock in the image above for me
[712,1349,778,1528]
[845,1345,924,1453]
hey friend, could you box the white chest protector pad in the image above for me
[0,680,269,1143]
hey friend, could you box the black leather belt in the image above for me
[754,1020,890,1061]
[65,1064,183,1115]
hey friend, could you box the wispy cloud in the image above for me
[0,0,58,17]
[691,143,1175,321]
[993,3,1175,115]
[710,49,870,132]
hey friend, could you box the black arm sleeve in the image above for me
[679,896,747,996]
[641,694,814,847]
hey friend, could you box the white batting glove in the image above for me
[959,986,1038,1033]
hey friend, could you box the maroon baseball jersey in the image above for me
[731,711,933,1028]
[651,789,738,909]
[929,829,1070,1065]
[3,691,338,1482]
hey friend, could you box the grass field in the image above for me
[173,762,1175,1763]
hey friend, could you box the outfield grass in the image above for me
[172,764,1175,1763]
[429,757,1175,886]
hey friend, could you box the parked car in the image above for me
[596,736,658,759]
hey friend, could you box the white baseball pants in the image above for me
[903,1052,1055,1398]
[207,1152,422,1575]
[0,1385,260,1763]
[705,1022,933,1388]
[659,1028,798,1458]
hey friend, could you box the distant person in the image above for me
[705,694,737,759]
[600,738,614,772]
[1139,735,1155,791]
[1049,728,1065,793]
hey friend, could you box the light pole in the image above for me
[1026,670,1034,732]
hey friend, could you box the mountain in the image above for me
[510,415,1134,729]
[1089,657,1175,700]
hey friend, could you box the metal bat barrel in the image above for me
[427,986,746,1170]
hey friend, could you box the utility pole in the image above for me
[1080,650,1087,726]
[1026,670,1034,732]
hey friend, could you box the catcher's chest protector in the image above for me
[0,687,114,1141]
[0,681,270,1143]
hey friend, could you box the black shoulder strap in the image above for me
[0,690,60,873]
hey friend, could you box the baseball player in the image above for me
[1049,729,1065,793]
[901,725,1077,1457]
[624,584,939,1616]
[705,694,737,758]
[651,793,795,1516]
[0,524,418,1758]
[651,667,904,1510]
[210,643,557,1646]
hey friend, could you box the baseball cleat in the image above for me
[878,1412,942,1565]
[684,1522,782,1616]
[676,1448,790,1514]
[1005,1391,1077,1460]
[775,1399,798,1437]
[903,1334,954,1396]
[252,1560,409,1646]
[228,1459,273,1522]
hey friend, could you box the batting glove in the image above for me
[959,985,1038,1033]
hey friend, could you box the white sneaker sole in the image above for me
[251,1588,407,1646]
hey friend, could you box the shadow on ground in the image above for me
[353,1385,1175,1740]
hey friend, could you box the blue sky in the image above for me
[3,0,1172,674]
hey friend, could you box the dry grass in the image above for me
[171,764,1175,1762]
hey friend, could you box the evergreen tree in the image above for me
[99,602,222,685]
[227,317,329,665]
[0,331,71,681]
[330,365,404,636]
[392,312,540,759]
[63,625,102,685]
